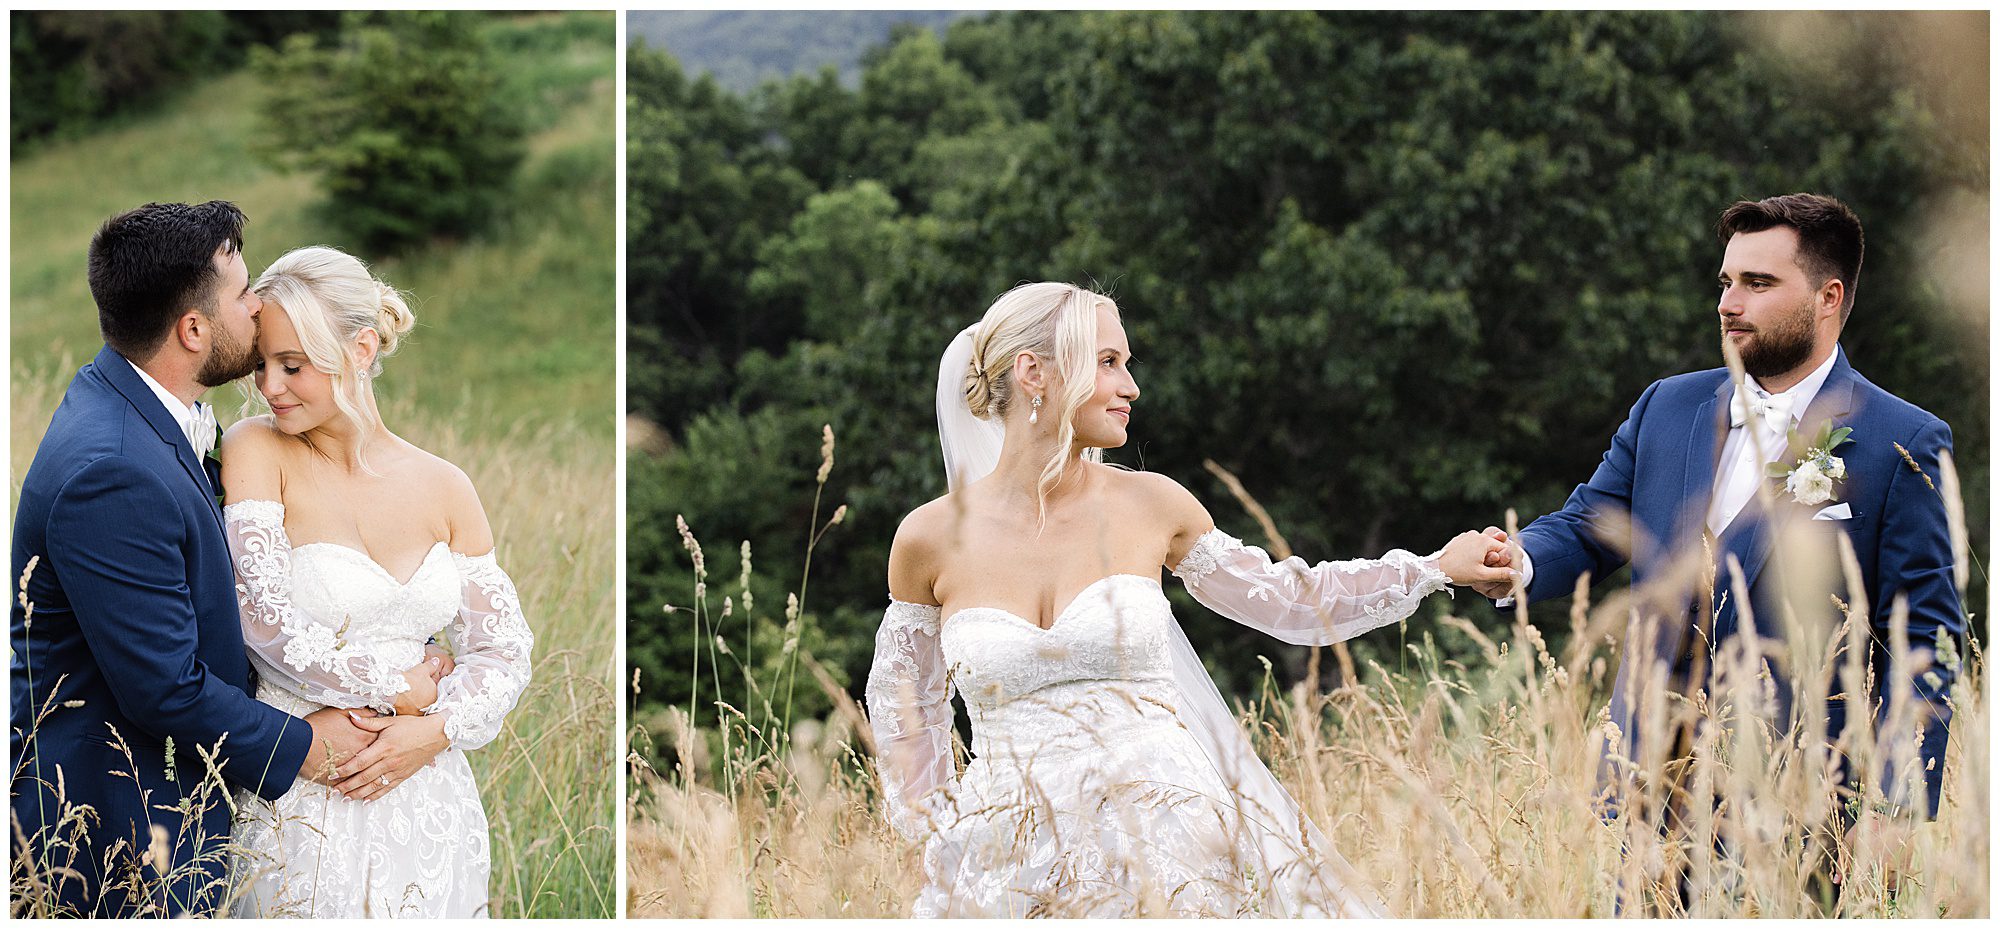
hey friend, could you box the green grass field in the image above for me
[10,11,616,918]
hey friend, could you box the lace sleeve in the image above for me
[864,598,956,841]
[423,551,535,751]
[225,499,412,712]
[1171,529,1450,646]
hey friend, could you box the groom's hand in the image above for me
[1467,527,1520,600]
[300,706,382,786]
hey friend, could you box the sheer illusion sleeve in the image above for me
[423,552,535,751]
[864,599,956,841]
[1171,528,1450,645]
[225,499,411,712]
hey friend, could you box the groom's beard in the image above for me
[195,315,259,387]
[1730,297,1816,380]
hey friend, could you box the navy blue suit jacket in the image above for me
[1515,347,1959,817]
[10,345,313,916]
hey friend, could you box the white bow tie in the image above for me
[188,402,218,458]
[1729,383,1795,435]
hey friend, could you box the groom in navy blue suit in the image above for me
[10,202,379,916]
[1487,193,1960,828]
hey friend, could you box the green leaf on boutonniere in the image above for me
[1770,419,1850,505]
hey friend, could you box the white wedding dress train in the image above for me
[867,528,1447,917]
[221,499,534,918]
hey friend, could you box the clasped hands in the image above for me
[1438,526,1523,599]
[300,645,456,801]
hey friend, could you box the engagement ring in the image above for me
[379,775,390,786]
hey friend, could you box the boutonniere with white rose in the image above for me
[1766,422,1853,506]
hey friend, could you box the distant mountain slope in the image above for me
[628,10,976,91]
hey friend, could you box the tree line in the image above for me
[627,11,1987,725]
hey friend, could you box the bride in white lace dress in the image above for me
[218,247,534,917]
[866,283,1514,917]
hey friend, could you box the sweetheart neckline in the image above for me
[945,573,1163,633]
[292,539,452,587]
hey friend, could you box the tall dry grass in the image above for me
[628,434,1986,918]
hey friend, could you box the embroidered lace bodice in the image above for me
[224,498,533,748]
[221,499,534,917]
[865,528,1446,916]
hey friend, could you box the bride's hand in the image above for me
[1438,529,1515,588]
[392,663,442,716]
[423,643,456,680]
[333,712,452,801]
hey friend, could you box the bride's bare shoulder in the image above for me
[391,442,491,556]
[219,415,291,503]
[1105,468,1215,565]
[888,495,960,605]
[1107,468,1208,524]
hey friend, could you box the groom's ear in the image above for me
[174,308,207,354]
[1816,277,1845,323]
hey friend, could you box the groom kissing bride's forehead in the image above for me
[92,200,264,390]
[1500,192,1961,895]
[10,200,380,917]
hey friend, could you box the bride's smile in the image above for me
[252,306,330,431]
[1074,305,1140,449]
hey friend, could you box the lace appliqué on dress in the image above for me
[224,499,411,711]
[865,598,956,841]
[1170,528,1233,582]
[901,577,1381,917]
[424,552,535,751]
[225,503,515,918]
[1172,528,1449,645]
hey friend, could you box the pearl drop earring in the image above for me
[1029,395,1042,425]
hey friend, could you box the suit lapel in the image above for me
[93,345,225,532]
[1682,376,1733,537]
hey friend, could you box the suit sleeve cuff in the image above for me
[250,712,315,801]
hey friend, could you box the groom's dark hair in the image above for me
[1716,193,1864,321]
[87,200,248,361]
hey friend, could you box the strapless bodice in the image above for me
[940,574,1182,760]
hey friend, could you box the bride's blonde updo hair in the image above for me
[251,246,416,465]
[964,282,1116,507]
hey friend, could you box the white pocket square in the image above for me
[1813,503,1852,521]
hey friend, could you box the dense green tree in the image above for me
[627,42,816,423]
[628,11,1988,724]
[253,11,524,253]
[9,12,341,146]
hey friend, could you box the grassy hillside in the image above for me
[9,11,616,918]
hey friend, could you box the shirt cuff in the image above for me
[1494,550,1535,608]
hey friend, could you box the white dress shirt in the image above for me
[1705,349,1838,537]
[1499,350,1840,606]
[127,358,216,456]
[128,359,194,433]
